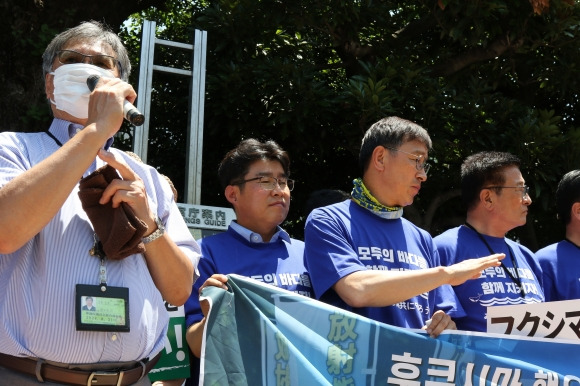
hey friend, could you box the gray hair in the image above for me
[359,116,432,174]
[42,20,131,83]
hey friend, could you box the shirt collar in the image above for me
[229,220,291,244]
[49,118,114,150]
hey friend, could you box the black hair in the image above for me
[556,170,580,225]
[218,138,290,190]
[460,151,521,210]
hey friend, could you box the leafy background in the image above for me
[2,0,580,250]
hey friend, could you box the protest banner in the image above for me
[487,298,580,340]
[200,274,580,385]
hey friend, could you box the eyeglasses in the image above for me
[383,146,431,174]
[56,50,119,71]
[234,176,295,191]
[483,185,530,199]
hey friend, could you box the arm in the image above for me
[0,129,110,253]
[304,205,504,308]
[334,255,502,339]
[185,274,229,357]
[141,229,195,306]
[0,78,134,254]
[186,320,205,359]
[333,253,504,308]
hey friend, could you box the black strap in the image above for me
[464,222,526,297]
[45,129,63,147]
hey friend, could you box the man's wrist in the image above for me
[143,216,165,244]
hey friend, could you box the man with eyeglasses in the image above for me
[304,116,505,337]
[0,21,200,385]
[182,138,313,384]
[434,151,544,332]
[536,170,580,302]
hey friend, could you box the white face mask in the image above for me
[50,63,114,119]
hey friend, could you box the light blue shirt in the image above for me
[229,220,291,243]
[0,119,201,363]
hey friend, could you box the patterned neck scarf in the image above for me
[350,178,403,219]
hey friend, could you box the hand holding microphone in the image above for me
[86,75,145,126]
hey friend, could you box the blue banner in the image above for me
[200,274,580,385]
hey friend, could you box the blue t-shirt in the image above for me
[536,240,580,302]
[434,225,544,332]
[303,200,463,329]
[184,226,312,328]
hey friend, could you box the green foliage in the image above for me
[114,0,580,248]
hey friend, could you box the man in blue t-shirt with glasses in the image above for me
[435,151,544,332]
[304,116,505,338]
[182,138,313,385]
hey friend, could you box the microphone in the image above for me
[86,75,145,126]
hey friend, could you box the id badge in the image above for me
[75,284,130,332]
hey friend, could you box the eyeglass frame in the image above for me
[56,49,120,72]
[482,185,530,199]
[383,146,431,174]
[233,176,295,191]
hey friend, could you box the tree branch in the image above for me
[430,34,524,77]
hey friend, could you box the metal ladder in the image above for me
[134,19,207,205]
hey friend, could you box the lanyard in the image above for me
[45,129,64,147]
[464,222,526,297]
[46,127,103,178]
[47,128,109,282]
